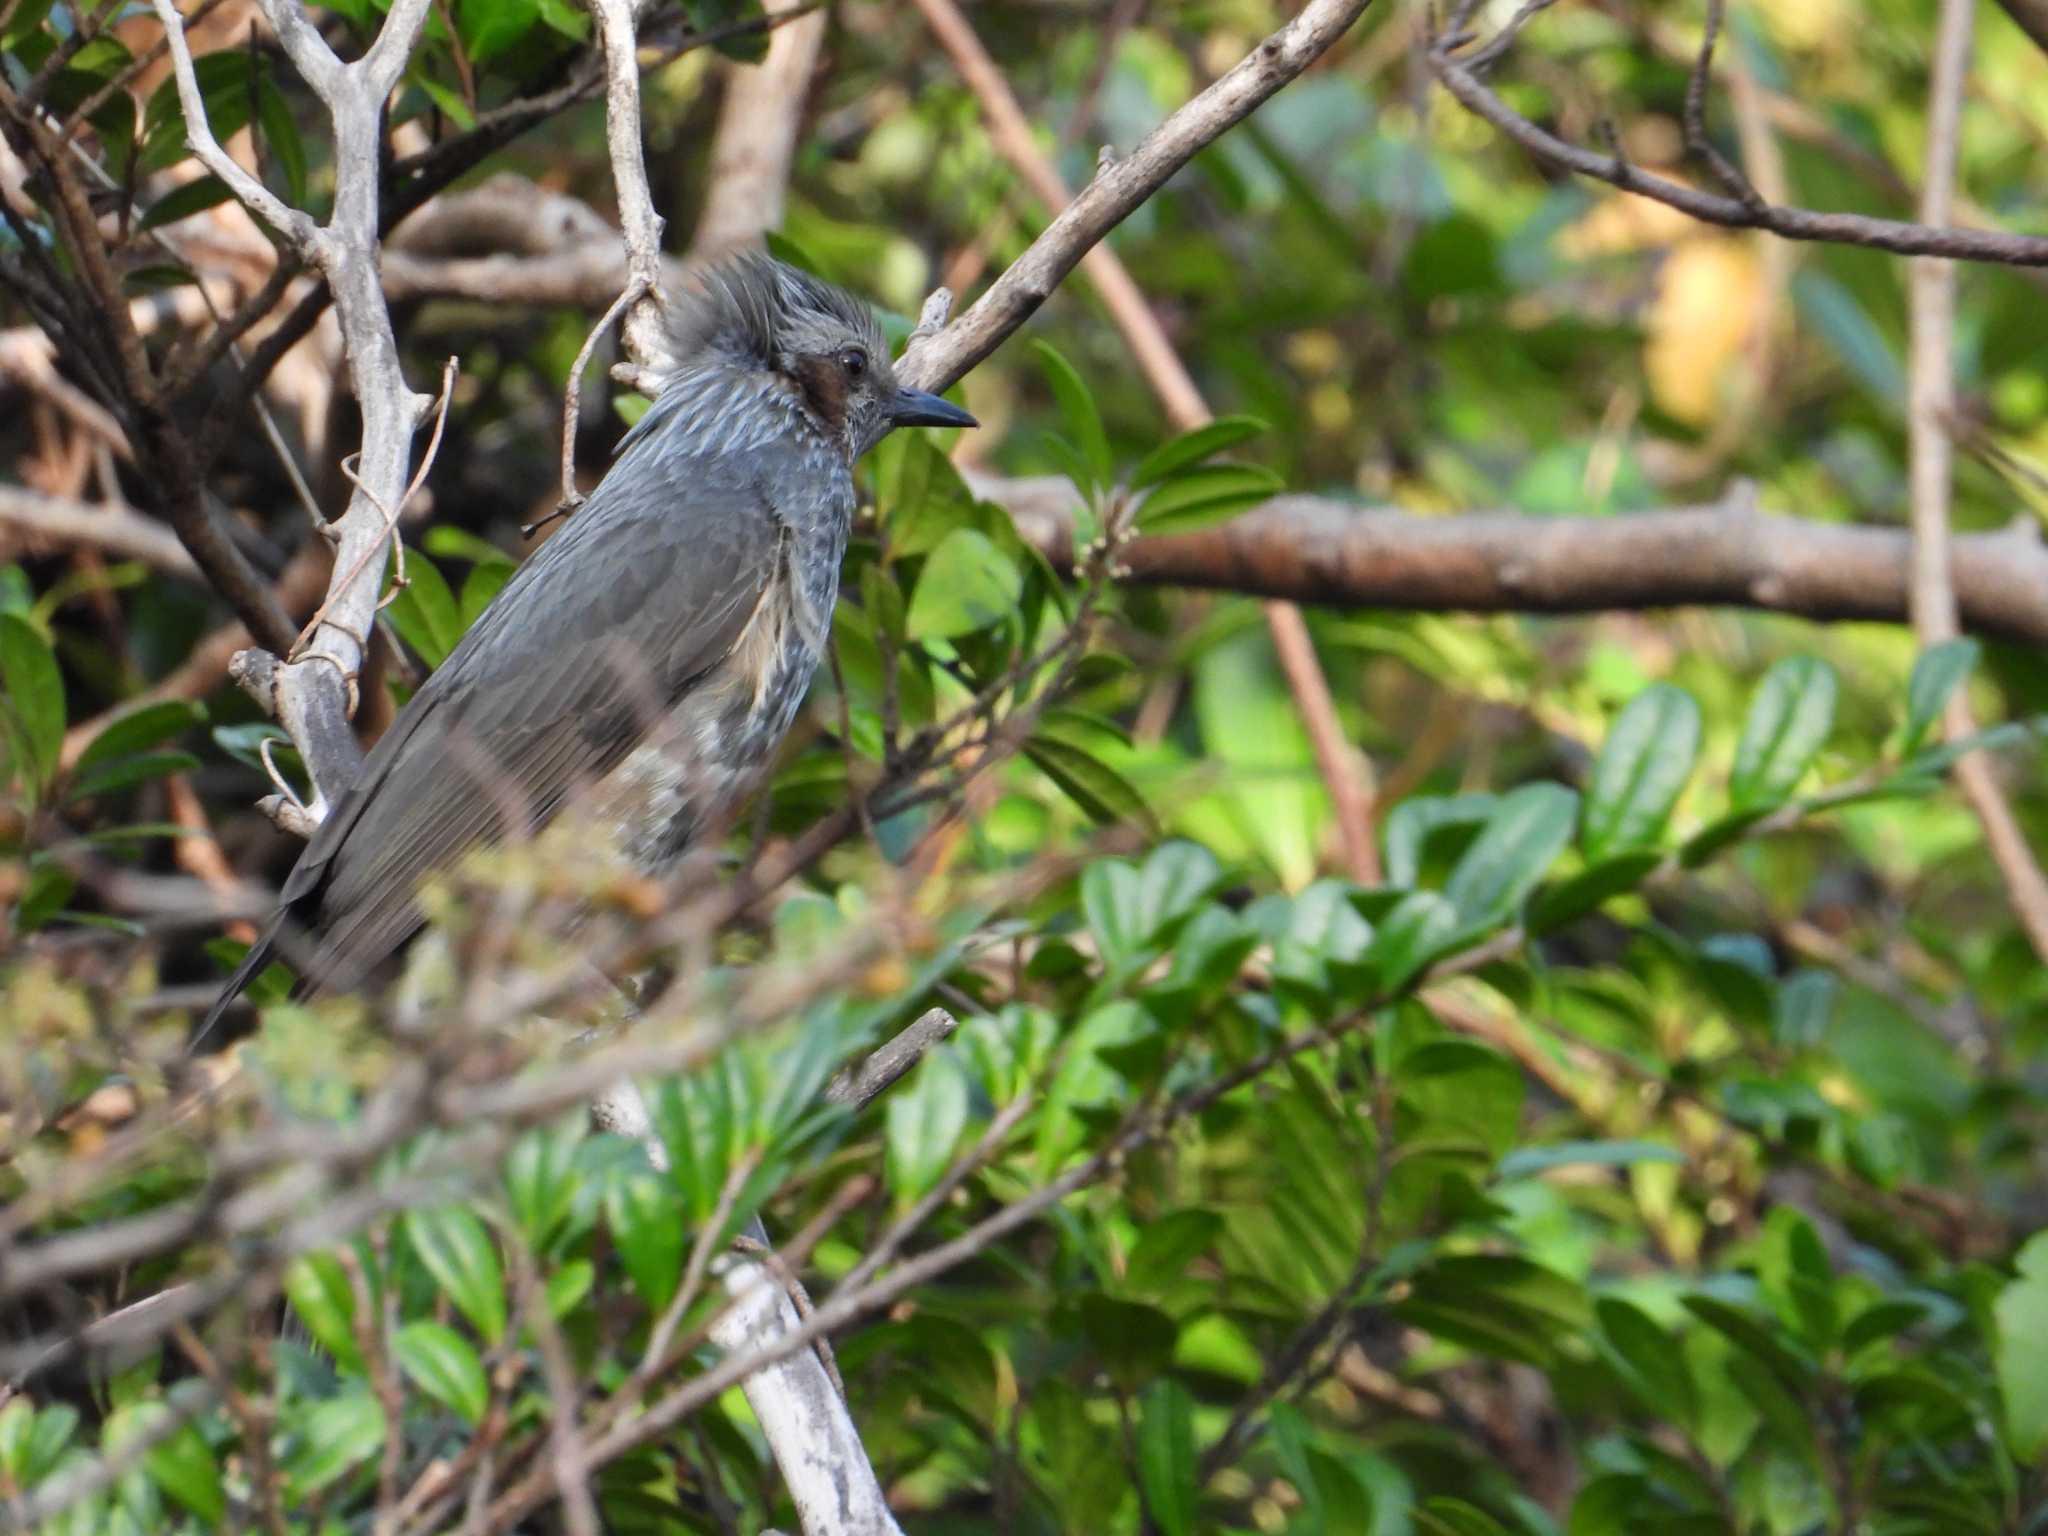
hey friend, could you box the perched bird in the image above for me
[200,254,975,1040]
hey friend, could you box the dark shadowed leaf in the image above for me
[1137,1379,1198,1536]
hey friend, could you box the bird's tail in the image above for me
[191,923,279,1051]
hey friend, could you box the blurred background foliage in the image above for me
[6,0,2048,1530]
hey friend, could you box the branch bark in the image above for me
[1903,0,2048,963]
[975,473,2048,648]
[1428,23,2048,267]
[151,0,440,819]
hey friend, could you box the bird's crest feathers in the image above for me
[660,252,887,376]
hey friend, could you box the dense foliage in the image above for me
[5,0,2048,1531]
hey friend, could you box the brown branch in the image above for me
[688,8,827,259]
[976,473,2048,648]
[909,0,1381,883]
[1904,0,2048,964]
[1429,37,2048,267]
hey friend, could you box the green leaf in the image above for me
[1125,1210,1222,1299]
[15,863,76,933]
[77,701,203,770]
[1526,850,1661,934]
[252,71,306,205]
[1583,683,1700,858]
[1364,890,1461,993]
[404,1205,507,1345]
[1443,782,1579,927]
[141,1415,225,1527]
[1995,1231,2048,1461]
[66,750,201,802]
[1129,414,1268,488]
[0,613,64,797]
[503,1116,585,1252]
[138,176,235,231]
[1031,340,1111,495]
[384,547,464,667]
[1902,637,1979,753]
[605,1166,685,1310]
[1496,1139,1682,1180]
[1080,1293,1179,1394]
[905,528,1022,640]
[282,1388,385,1500]
[1023,735,1157,832]
[283,1252,362,1369]
[1730,657,1837,809]
[1136,1379,1198,1536]
[395,1321,489,1425]
[1383,792,1495,889]
[1135,462,1284,534]
[1596,1295,1697,1429]
[885,1049,971,1204]
[458,0,541,61]
[1415,1499,1514,1536]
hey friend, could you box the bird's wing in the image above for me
[287,431,792,991]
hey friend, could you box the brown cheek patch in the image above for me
[790,355,850,435]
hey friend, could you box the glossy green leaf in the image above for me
[1444,783,1579,926]
[1583,683,1700,858]
[140,1414,224,1526]
[283,1251,363,1369]
[458,0,540,60]
[1129,414,1268,488]
[404,1205,507,1345]
[1902,637,1979,752]
[885,1049,971,1204]
[1134,462,1284,534]
[906,528,1022,640]
[1730,657,1837,809]
[605,1167,685,1311]
[395,1321,489,1425]
[384,547,464,667]
[1031,340,1110,494]
[281,1389,385,1500]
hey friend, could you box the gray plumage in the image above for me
[200,255,973,1038]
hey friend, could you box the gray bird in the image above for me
[201,254,974,1039]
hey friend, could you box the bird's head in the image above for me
[664,252,976,461]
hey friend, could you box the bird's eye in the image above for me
[839,347,868,378]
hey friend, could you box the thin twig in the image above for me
[1903,0,2048,964]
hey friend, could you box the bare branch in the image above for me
[1430,35,2048,266]
[0,485,202,576]
[147,0,322,258]
[587,0,669,377]
[977,473,2048,649]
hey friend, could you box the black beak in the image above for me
[889,388,978,430]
